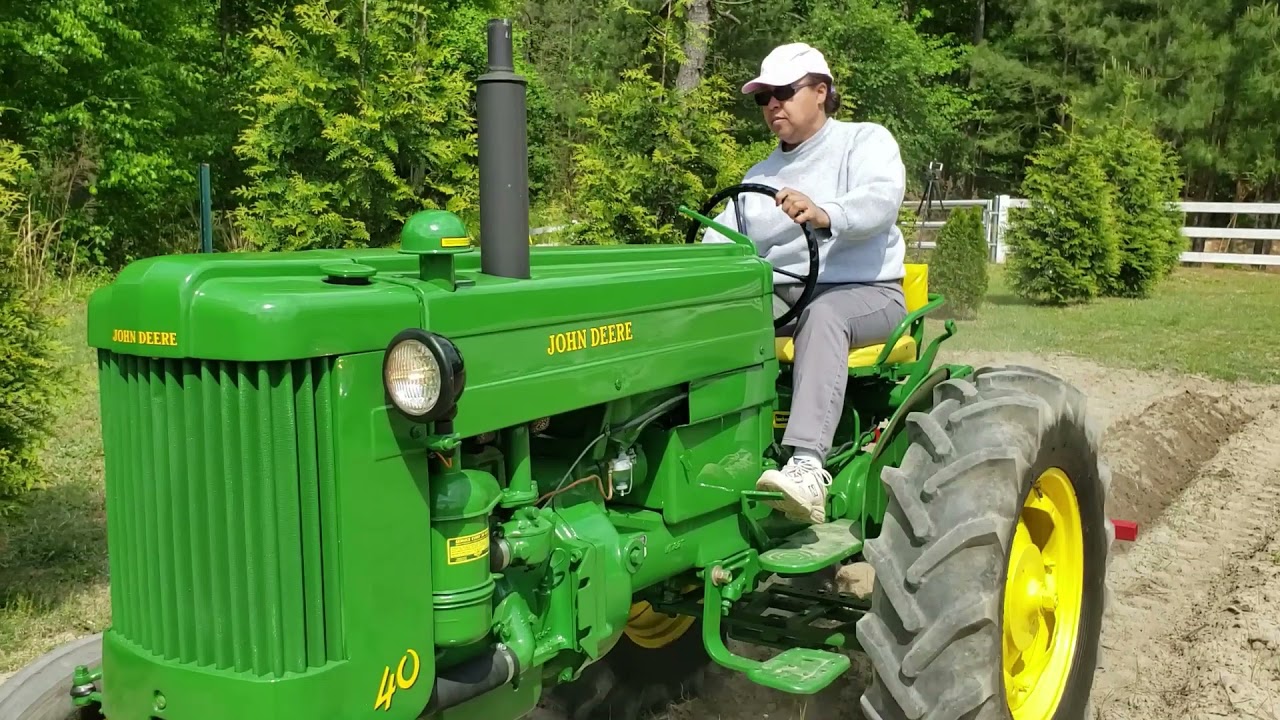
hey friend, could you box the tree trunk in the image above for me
[675,0,711,95]
[974,0,986,45]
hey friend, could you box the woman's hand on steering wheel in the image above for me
[775,187,831,229]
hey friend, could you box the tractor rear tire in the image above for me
[0,634,103,720]
[855,365,1114,720]
[546,610,711,720]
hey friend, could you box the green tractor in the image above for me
[0,17,1118,720]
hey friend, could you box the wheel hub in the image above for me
[1006,533,1048,652]
[624,601,695,649]
[1003,467,1085,720]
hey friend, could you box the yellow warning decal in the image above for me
[772,411,789,429]
[440,236,470,248]
[446,528,489,565]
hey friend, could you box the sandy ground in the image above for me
[658,350,1280,720]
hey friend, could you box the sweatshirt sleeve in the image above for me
[814,124,906,245]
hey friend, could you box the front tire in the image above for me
[855,365,1113,719]
[0,634,103,720]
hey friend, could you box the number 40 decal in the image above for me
[374,649,422,711]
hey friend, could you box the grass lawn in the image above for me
[931,264,1280,384]
[0,262,1278,677]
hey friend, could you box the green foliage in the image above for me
[1005,126,1120,305]
[232,0,491,251]
[567,68,753,245]
[0,0,236,268]
[1080,2,1280,203]
[897,206,920,248]
[931,207,989,317]
[0,142,63,506]
[1091,119,1186,297]
[4,0,1280,276]
[964,0,1110,193]
[805,0,979,182]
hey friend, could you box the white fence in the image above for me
[530,197,1280,267]
[980,196,1280,267]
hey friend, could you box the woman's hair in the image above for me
[806,72,841,115]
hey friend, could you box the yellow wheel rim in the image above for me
[624,601,695,649]
[1003,467,1084,720]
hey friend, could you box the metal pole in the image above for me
[199,163,213,254]
[994,194,1009,264]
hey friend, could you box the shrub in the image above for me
[567,68,753,245]
[897,205,921,251]
[0,141,63,506]
[1093,120,1185,296]
[931,207,989,317]
[1005,126,1120,305]
[233,0,494,251]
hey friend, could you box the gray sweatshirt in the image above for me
[701,117,906,286]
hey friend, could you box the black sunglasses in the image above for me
[754,81,816,106]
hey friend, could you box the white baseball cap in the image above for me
[741,42,833,94]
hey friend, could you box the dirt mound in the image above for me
[1103,387,1256,535]
[1092,395,1280,720]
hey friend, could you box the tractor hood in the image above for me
[87,249,424,362]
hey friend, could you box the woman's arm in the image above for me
[814,123,906,245]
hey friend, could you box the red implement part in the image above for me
[1112,519,1138,542]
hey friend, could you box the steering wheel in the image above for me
[684,182,820,329]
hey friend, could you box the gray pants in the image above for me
[773,280,907,458]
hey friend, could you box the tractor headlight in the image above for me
[383,329,465,422]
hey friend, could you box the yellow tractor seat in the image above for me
[774,264,930,369]
[775,335,918,368]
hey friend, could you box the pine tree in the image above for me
[1005,126,1120,305]
[1093,118,1185,297]
[931,206,989,317]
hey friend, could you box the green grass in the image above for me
[931,264,1280,384]
[0,262,1277,676]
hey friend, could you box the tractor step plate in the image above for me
[745,648,851,694]
[759,519,862,575]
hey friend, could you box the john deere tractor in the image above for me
[0,17,1115,720]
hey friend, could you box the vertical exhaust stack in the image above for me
[477,18,531,280]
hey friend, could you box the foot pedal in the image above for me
[759,519,862,575]
[745,648,851,694]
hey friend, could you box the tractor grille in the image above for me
[97,352,345,678]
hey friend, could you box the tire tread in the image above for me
[856,365,1115,720]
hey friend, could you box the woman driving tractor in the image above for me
[701,42,908,526]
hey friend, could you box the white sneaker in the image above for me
[756,455,832,525]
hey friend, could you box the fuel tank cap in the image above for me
[321,262,378,285]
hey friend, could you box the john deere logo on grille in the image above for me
[111,329,178,347]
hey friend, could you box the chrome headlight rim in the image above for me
[383,328,465,422]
